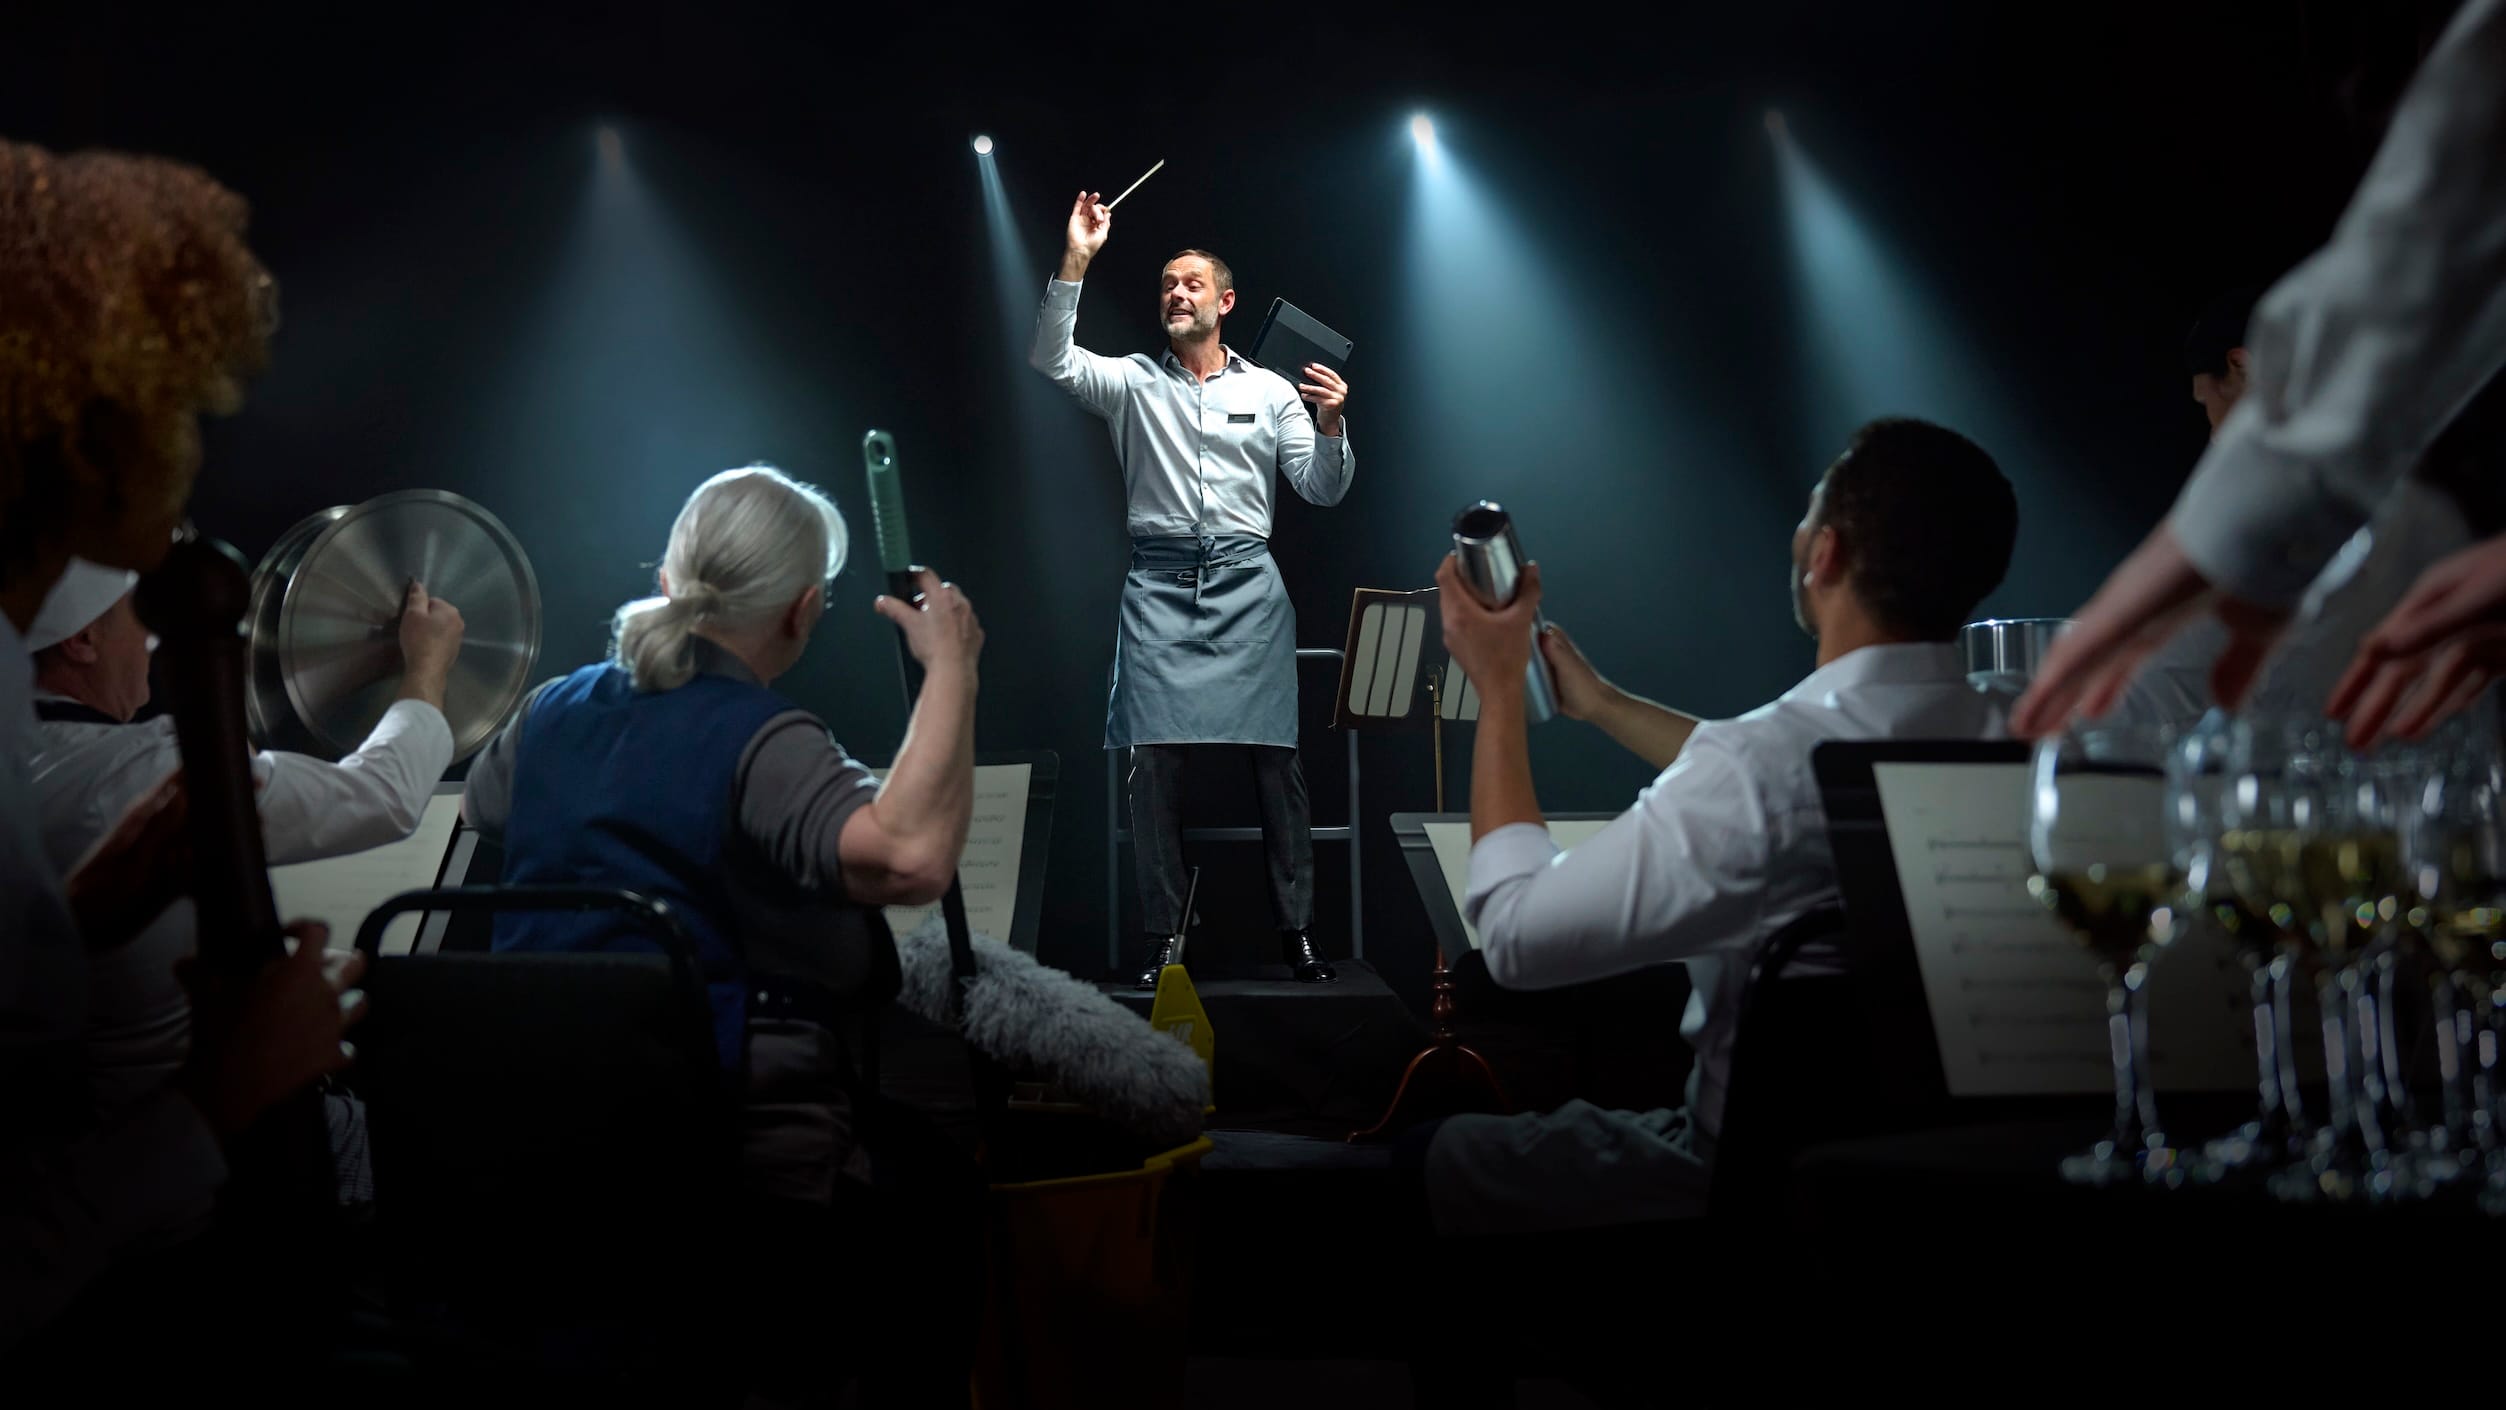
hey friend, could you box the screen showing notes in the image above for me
[1872,762,2253,1097]
[870,762,1032,951]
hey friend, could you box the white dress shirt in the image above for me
[1029,278,1352,538]
[1464,642,2007,1136]
[0,613,224,1350]
[2169,0,2506,607]
[26,698,453,1113]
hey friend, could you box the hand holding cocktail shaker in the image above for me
[1451,500,1559,724]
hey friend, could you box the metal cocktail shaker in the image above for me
[1452,500,1558,724]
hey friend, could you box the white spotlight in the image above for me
[1409,112,1435,148]
[595,125,624,165]
[972,134,994,155]
[1764,109,1788,143]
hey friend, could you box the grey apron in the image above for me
[1108,534,1299,749]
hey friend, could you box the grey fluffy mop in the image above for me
[892,916,1209,1148]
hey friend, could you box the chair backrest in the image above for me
[348,887,736,1371]
[1706,906,1936,1220]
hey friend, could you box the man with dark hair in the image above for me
[1803,417,2022,639]
[1031,189,1354,987]
[1421,416,2016,1235]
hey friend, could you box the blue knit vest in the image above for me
[494,661,793,1069]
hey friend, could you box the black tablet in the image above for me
[1247,297,1353,397]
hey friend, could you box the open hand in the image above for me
[2011,523,2288,736]
[2327,532,2506,744]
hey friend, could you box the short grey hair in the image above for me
[612,465,848,690]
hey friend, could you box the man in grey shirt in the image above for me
[1032,187,1355,987]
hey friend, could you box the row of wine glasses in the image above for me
[2029,711,2506,1206]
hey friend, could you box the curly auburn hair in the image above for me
[0,139,273,580]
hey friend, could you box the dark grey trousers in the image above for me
[1127,743,1315,936]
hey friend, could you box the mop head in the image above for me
[893,917,1209,1147]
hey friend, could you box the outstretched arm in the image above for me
[1029,190,1129,418]
[1541,623,1700,770]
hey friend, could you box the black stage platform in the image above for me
[1104,960,1427,1134]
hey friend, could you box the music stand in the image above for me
[1332,585,1486,804]
[1333,586,1511,1141]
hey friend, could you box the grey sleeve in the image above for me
[459,679,558,842]
[732,711,884,899]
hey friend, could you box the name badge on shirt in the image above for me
[1227,412,1257,424]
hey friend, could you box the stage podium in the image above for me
[1330,586,1514,1141]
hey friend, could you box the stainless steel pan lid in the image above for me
[262,489,540,763]
[246,505,347,755]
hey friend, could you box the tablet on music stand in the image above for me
[1248,298,1353,398]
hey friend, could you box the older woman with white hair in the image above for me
[462,463,983,1403]
[465,461,978,1092]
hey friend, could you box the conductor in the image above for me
[1029,187,1354,987]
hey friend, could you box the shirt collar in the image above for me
[1777,641,1969,703]
[1160,344,1248,376]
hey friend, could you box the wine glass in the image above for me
[2172,710,2306,1181]
[2221,718,2413,1200]
[2216,716,2362,1197]
[2319,743,2417,1199]
[2027,721,2184,1186]
[2400,729,2506,1197]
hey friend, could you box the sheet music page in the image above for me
[1421,818,1614,949]
[1872,763,2253,1097]
[872,763,1031,950]
[269,792,463,954]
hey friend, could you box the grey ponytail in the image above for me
[611,466,848,690]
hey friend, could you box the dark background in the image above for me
[1,0,2459,996]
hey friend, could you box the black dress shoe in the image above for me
[1281,930,1337,984]
[1136,934,1181,990]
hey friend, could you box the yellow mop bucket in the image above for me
[973,1134,1214,1410]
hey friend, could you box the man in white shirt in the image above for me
[1031,188,1355,986]
[2014,0,2506,734]
[23,559,464,1113]
[1424,417,2018,1235]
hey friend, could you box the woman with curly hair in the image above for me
[0,139,362,1355]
